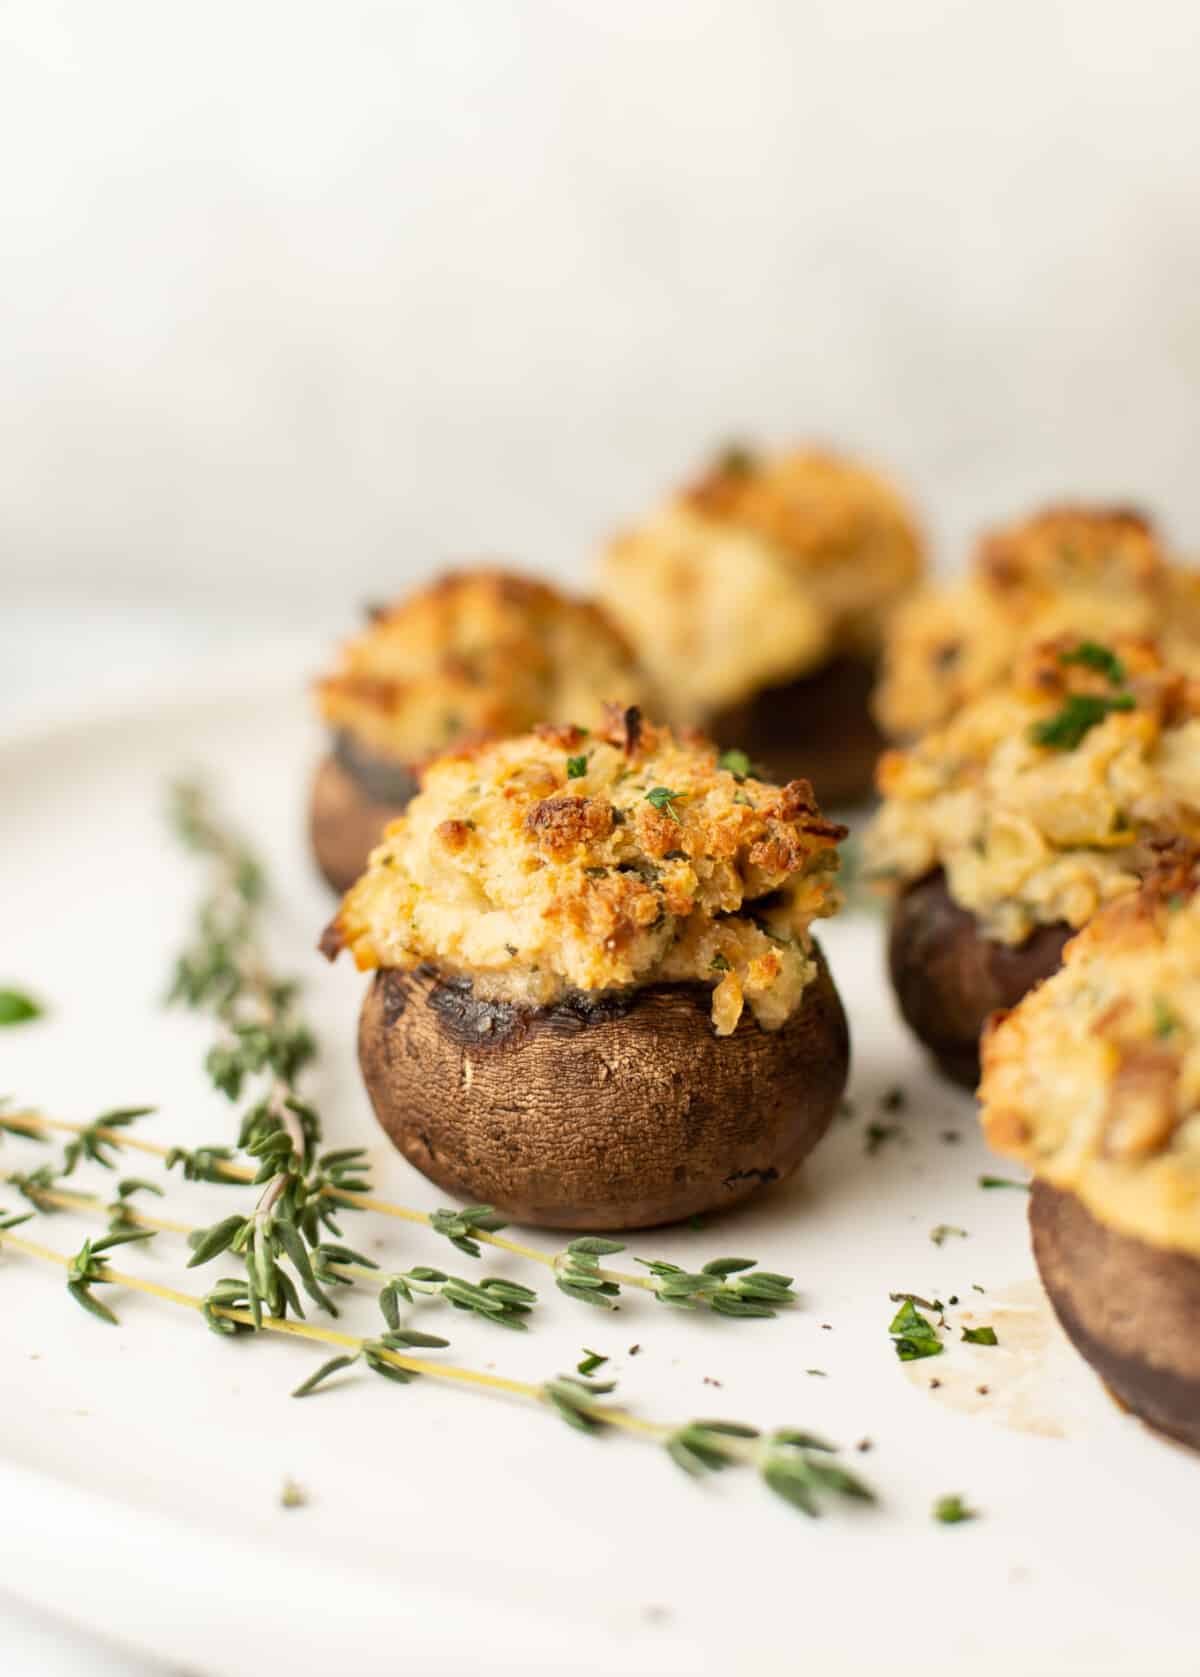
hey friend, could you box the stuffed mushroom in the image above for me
[866,635,1200,1087]
[598,445,924,806]
[979,856,1200,1450]
[311,569,649,891]
[875,503,1200,742]
[321,708,850,1229]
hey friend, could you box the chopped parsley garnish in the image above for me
[710,953,731,973]
[930,1224,967,1247]
[1152,996,1178,1038]
[1059,640,1127,685]
[717,442,756,476]
[888,1298,943,1362]
[566,754,589,779]
[933,1493,977,1524]
[576,1349,608,1376]
[645,786,684,823]
[865,1122,901,1155]
[718,748,752,781]
[979,1175,1029,1191]
[0,988,42,1027]
[961,1325,998,1346]
[1030,691,1135,751]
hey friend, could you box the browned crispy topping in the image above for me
[435,819,475,854]
[329,715,844,1034]
[525,795,616,857]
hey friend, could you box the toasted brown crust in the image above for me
[1030,1180,1200,1451]
[711,654,884,806]
[888,870,1071,1088]
[357,948,849,1229]
[309,754,415,895]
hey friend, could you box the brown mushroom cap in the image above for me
[357,947,849,1230]
[888,870,1071,1088]
[1031,1180,1200,1451]
[710,654,884,808]
[310,752,416,895]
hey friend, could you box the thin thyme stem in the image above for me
[3,1112,204,1166]
[0,1226,662,1430]
[16,1182,378,1285]
[12,1183,194,1237]
[5,1112,659,1292]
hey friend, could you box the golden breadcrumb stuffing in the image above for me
[875,505,1200,738]
[598,446,924,720]
[866,636,1200,943]
[316,569,649,762]
[326,708,845,1034]
[980,855,1200,1255]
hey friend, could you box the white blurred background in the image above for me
[3,0,1199,685]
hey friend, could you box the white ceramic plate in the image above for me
[1,662,1195,1677]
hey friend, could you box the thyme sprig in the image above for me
[165,782,369,1322]
[376,1266,538,1332]
[0,1221,874,1517]
[635,1256,798,1317]
[3,1160,538,1332]
[4,1107,797,1323]
[65,1228,156,1324]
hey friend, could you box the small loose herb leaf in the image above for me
[961,1325,998,1346]
[1153,996,1178,1039]
[1030,691,1135,751]
[566,754,588,780]
[0,989,42,1027]
[292,1354,361,1397]
[979,1175,1029,1191]
[888,1298,943,1362]
[934,1493,977,1524]
[930,1224,968,1246]
[576,1349,608,1376]
[645,786,684,824]
[864,1122,901,1155]
[1058,640,1126,686]
[718,748,752,781]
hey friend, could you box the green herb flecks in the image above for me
[865,1122,901,1156]
[1030,691,1135,751]
[1058,641,1127,685]
[979,1175,1029,1191]
[888,1297,943,1362]
[577,1348,608,1376]
[566,754,588,780]
[718,749,752,781]
[934,1493,978,1524]
[961,1325,998,1346]
[645,786,685,824]
[1152,996,1178,1039]
[0,989,42,1027]
[930,1224,968,1247]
